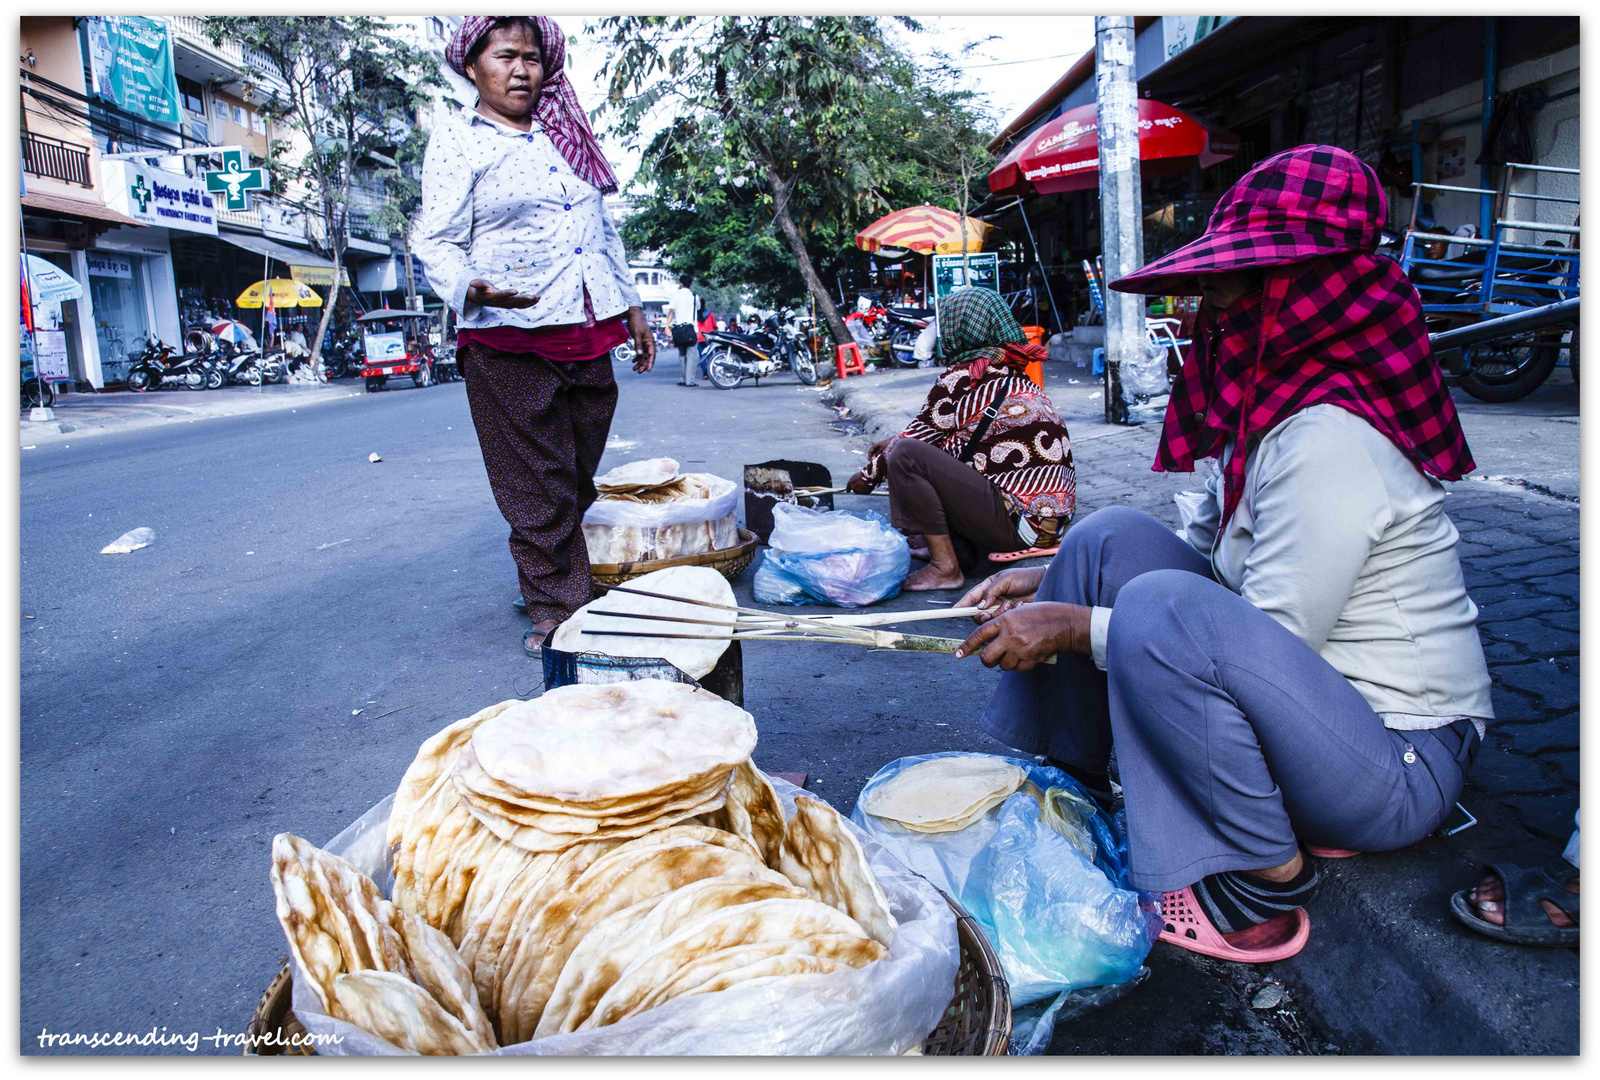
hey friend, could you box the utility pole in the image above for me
[1094,16,1147,424]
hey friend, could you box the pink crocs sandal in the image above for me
[989,546,1059,563]
[1159,886,1311,963]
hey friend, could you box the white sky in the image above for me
[565,15,1097,188]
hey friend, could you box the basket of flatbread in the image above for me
[583,458,748,577]
[254,680,974,1055]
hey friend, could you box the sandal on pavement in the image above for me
[1449,859,1579,948]
[1159,886,1311,963]
[523,620,560,657]
[989,546,1060,563]
[513,595,527,614]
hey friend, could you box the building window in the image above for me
[250,110,266,134]
[430,17,446,40]
[231,103,246,125]
[178,75,206,117]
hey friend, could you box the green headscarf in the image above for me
[936,286,1039,378]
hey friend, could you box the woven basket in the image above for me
[245,891,1007,1056]
[588,528,759,587]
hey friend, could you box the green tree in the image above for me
[597,16,968,345]
[204,16,441,373]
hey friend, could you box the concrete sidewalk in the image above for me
[18,381,369,447]
[824,360,1580,1055]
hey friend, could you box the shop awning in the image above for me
[214,229,339,272]
[22,192,141,227]
[987,100,1240,197]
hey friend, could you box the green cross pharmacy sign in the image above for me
[204,149,267,212]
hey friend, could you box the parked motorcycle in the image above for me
[127,337,214,392]
[883,303,934,368]
[700,310,819,389]
[216,342,264,386]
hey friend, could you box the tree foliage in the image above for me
[204,16,441,366]
[593,16,995,342]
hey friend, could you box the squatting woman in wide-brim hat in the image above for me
[955,145,1491,963]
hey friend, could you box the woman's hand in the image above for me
[845,471,876,495]
[958,567,1047,623]
[465,279,540,309]
[954,601,1090,671]
[626,306,655,372]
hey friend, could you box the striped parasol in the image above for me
[855,205,993,255]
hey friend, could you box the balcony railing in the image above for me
[21,131,92,186]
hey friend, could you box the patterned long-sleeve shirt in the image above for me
[414,108,640,329]
[860,364,1076,529]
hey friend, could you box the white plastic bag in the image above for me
[288,780,959,1056]
[753,505,910,607]
[581,473,741,563]
[851,753,1161,1050]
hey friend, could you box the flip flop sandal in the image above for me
[1307,847,1363,859]
[989,546,1060,563]
[523,623,559,657]
[512,595,528,614]
[1449,860,1579,948]
[1159,886,1312,963]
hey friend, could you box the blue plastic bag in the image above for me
[752,504,909,607]
[851,752,1161,1051]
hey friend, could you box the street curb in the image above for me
[15,385,366,446]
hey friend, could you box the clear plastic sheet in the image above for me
[288,780,959,1055]
[752,505,910,607]
[581,473,742,564]
[850,753,1161,1050]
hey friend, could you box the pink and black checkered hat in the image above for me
[1110,145,1386,295]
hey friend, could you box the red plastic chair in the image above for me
[835,342,867,378]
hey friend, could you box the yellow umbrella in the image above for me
[236,278,323,308]
[855,205,994,255]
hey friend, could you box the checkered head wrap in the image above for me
[938,286,1046,380]
[1110,145,1474,523]
[446,16,618,194]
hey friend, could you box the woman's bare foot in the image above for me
[904,563,966,591]
[1470,868,1579,927]
[524,617,561,654]
[904,533,964,591]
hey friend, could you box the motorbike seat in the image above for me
[888,304,933,319]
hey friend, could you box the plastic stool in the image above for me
[1024,359,1044,388]
[835,343,867,378]
[1092,347,1105,378]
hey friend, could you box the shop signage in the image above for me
[86,252,134,280]
[33,330,70,379]
[86,16,183,126]
[364,330,407,363]
[1161,16,1235,62]
[932,253,1000,302]
[204,148,268,212]
[289,264,351,288]
[101,161,219,236]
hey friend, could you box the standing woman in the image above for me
[416,16,655,656]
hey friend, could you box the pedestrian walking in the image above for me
[669,274,700,386]
[955,146,1488,964]
[415,15,656,657]
[845,287,1074,589]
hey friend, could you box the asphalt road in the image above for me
[19,356,1026,1054]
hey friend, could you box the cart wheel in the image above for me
[366,376,385,393]
[413,364,433,388]
[1457,335,1562,403]
[1569,326,1579,388]
[23,377,55,408]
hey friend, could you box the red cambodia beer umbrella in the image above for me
[988,99,1240,196]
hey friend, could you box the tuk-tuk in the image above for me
[356,309,439,392]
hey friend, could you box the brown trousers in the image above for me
[461,342,617,622]
[885,438,1025,566]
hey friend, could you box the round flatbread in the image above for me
[859,756,1028,830]
[594,457,679,492]
[779,797,898,947]
[470,680,756,803]
[549,566,737,679]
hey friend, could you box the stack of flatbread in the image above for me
[270,833,498,1055]
[584,458,740,564]
[277,679,900,1053]
[859,756,1030,834]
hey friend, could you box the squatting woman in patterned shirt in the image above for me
[846,287,1075,591]
[415,16,655,656]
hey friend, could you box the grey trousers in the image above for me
[678,345,700,385]
[980,507,1479,893]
